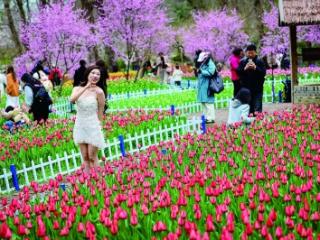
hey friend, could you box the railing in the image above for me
[0,118,202,194]
[51,74,311,117]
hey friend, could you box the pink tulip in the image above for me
[17,224,28,236]
[36,216,46,237]
[53,221,60,230]
[206,215,215,232]
[130,208,138,226]
[153,221,167,232]
[275,226,283,238]
[110,220,118,235]
[60,227,69,236]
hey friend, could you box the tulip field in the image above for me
[0,104,319,239]
[0,110,186,169]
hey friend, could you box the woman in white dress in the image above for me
[70,65,106,173]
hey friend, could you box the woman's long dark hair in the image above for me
[6,66,17,81]
[21,73,41,86]
[80,65,101,87]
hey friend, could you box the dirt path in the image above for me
[189,103,292,124]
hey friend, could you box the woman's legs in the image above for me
[205,103,215,122]
[88,144,99,169]
[202,103,215,122]
[79,143,90,173]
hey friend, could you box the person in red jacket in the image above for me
[229,48,244,97]
[48,66,62,87]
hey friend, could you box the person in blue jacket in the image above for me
[197,51,216,123]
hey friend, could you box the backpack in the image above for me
[26,82,53,107]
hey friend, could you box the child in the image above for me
[172,65,183,86]
[1,106,30,125]
[227,88,255,126]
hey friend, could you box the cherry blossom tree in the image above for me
[181,10,249,63]
[97,0,173,79]
[14,0,96,76]
[261,5,320,57]
[261,6,290,56]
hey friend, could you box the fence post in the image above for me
[187,80,190,88]
[278,90,283,103]
[108,93,112,100]
[118,135,126,157]
[201,115,206,134]
[127,92,130,98]
[171,105,175,116]
[10,164,20,191]
[144,89,147,95]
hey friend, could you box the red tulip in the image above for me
[0,222,12,239]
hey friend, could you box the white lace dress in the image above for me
[73,95,106,149]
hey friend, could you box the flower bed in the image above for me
[0,110,186,169]
[0,105,319,239]
[108,90,196,110]
[50,79,166,98]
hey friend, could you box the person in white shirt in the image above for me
[0,72,6,100]
[172,65,184,86]
[227,88,255,127]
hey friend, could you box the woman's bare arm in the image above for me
[97,89,106,122]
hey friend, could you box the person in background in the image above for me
[156,52,169,84]
[1,105,30,125]
[172,65,184,86]
[0,71,6,100]
[49,66,62,87]
[197,51,216,123]
[227,88,255,127]
[6,66,20,108]
[36,70,53,94]
[229,48,244,97]
[95,59,109,112]
[73,60,87,87]
[20,73,52,123]
[31,58,46,79]
[193,49,202,77]
[237,44,266,115]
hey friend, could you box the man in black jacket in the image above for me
[237,44,266,115]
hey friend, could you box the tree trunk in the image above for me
[80,0,100,61]
[26,0,31,19]
[3,0,23,54]
[15,0,27,23]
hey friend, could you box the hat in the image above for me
[197,52,210,62]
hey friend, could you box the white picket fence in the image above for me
[52,88,193,117]
[178,75,320,90]
[0,118,202,194]
[51,75,320,117]
[107,92,275,113]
